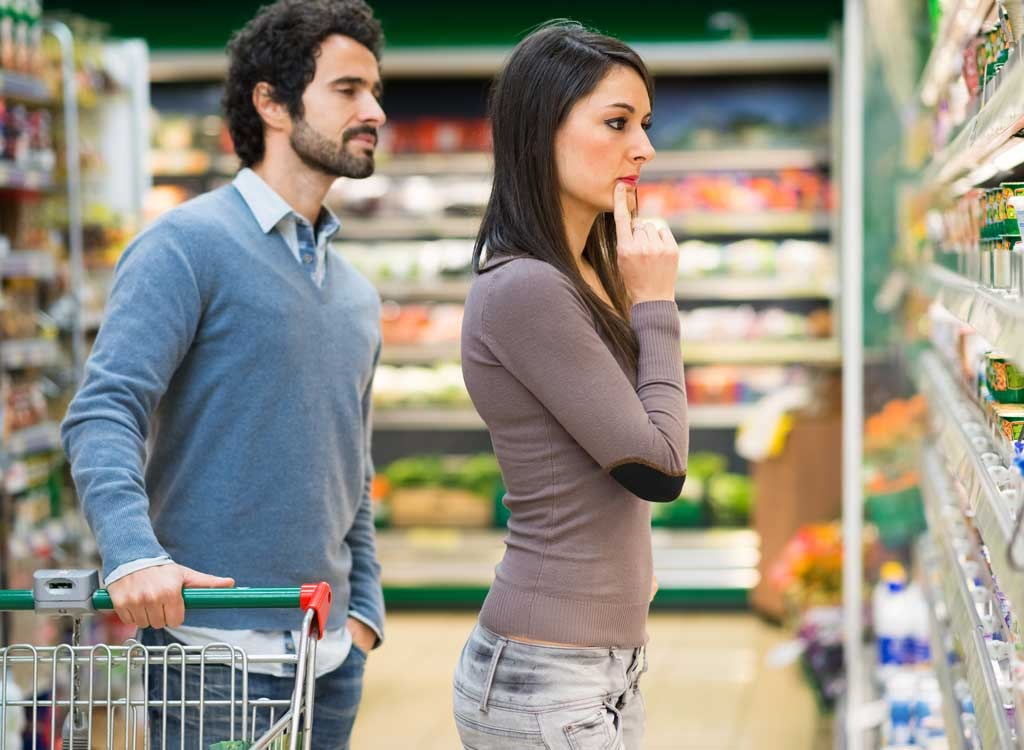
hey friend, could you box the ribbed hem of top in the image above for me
[630,300,683,386]
[479,580,650,649]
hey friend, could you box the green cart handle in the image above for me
[0,583,334,639]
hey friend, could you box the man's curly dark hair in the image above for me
[223,0,384,168]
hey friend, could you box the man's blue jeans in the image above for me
[139,628,366,750]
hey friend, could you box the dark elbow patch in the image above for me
[609,463,686,502]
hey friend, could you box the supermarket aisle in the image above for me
[352,612,827,750]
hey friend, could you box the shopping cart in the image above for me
[0,569,333,750]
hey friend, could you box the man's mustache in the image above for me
[343,126,378,145]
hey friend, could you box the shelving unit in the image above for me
[374,403,761,432]
[920,450,1015,749]
[916,351,1024,607]
[376,277,836,304]
[379,338,841,368]
[917,535,970,749]
[892,0,1024,733]
[372,147,831,178]
[0,22,74,648]
[378,527,759,607]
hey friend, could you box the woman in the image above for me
[453,20,689,750]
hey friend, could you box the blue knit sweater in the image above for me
[61,185,384,632]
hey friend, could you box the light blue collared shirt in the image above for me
[231,167,341,288]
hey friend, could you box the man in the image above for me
[60,1,387,747]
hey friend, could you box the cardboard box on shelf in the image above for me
[750,376,842,621]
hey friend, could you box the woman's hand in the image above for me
[614,182,679,304]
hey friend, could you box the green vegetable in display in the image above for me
[383,454,502,498]
[707,473,754,526]
[687,452,728,482]
[383,456,447,487]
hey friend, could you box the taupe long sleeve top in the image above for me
[461,256,689,647]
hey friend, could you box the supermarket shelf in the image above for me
[920,450,1015,750]
[1,250,56,279]
[917,0,996,106]
[646,147,830,173]
[381,339,841,366]
[374,408,483,430]
[688,404,757,428]
[375,148,830,177]
[683,339,841,365]
[6,422,61,457]
[670,211,831,237]
[923,264,1024,368]
[377,528,758,606]
[342,216,481,241]
[0,71,51,104]
[342,211,831,241]
[1,338,60,370]
[675,276,837,300]
[374,276,836,304]
[373,404,756,431]
[917,535,968,750]
[916,350,1024,613]
[376,279,472,303]
[381,342,460,365]
[0,164,54,193]
[921,49,1024,190]
[150,41,832,82]
[376,153,492,176]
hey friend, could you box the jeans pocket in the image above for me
[562,703,621,750]
[453,687,547,749]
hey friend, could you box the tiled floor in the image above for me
[351,612,830,750]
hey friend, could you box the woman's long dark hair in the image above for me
[474,20,654,371]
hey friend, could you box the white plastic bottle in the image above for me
[874,562,909,674]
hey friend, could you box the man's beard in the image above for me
[290,118,376,179]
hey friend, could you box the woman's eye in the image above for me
[642,121,652,131]
[605,118,626,131]
[338,89,356,97]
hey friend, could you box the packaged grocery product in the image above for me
[993,403,1024,442]
[1002,183,1024,237]
[987,353,1024,404]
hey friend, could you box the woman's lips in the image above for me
[617,177,639,187]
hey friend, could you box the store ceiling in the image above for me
[50,0,843,50]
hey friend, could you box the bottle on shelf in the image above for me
[874,561,910,676]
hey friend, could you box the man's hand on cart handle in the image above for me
[108,563,235,629]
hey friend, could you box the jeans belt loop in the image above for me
[478,637,509,713]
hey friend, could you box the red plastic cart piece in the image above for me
[299,582,333,639]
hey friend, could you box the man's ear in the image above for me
[252,82,290,131]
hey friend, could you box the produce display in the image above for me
[638,170,832,216]
[677,239,833,280]
[680,306,832,342]
[373,364,469,409]
[372,454,503,529]
[651,452,753,528]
